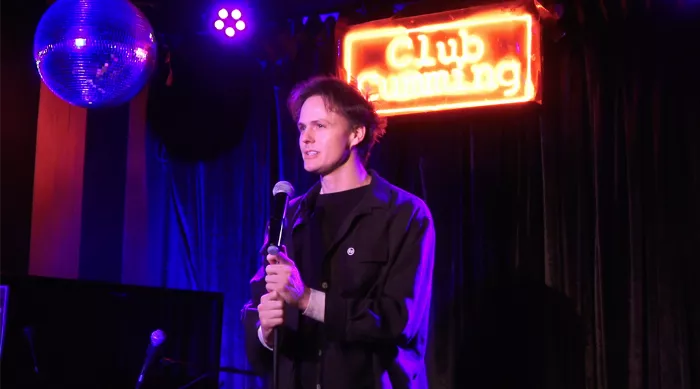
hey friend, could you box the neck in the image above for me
[320,155,370,194]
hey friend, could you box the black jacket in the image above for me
[242,171,435,389]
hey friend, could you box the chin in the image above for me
[303,162,321,174]
[304,162,335,176]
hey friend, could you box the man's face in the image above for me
[297,95,360,175]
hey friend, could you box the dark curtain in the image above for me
[144,2,700,389]
[411,1,699,388]
[144,87,269,389]
[1,0,42,276]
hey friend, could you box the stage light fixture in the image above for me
[212,6,248,39]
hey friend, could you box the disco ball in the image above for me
[33,0,157,108]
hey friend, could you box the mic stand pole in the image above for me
[268,181,294,389]
[273,328,279,389]
[267,245,283,389]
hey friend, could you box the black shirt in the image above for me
[298,184,369,389]
[314,185,370,253]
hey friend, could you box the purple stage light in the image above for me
[212,6,247,39]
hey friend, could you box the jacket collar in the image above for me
[291,169,392,230]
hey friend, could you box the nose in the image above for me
[300,128,314,144]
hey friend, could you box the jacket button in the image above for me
[321,282,328,289]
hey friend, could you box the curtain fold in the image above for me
[145,72,275,388]
[535,3,700,388]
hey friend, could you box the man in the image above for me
[242,76,435,389]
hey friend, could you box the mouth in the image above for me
[303,150,319,158]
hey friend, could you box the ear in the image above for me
[350,126,366,148]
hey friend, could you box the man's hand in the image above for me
[265,246,310,311]
[258,291,283,347]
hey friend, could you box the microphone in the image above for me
[135,329,167,389]
[267,181,295,256]
[267,181,294,389]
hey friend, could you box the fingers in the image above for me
[266,245,287,265]
[265,280,279,293]
[266,253,279,265]
[260,291,281,303]
[258,292,284,329]
[276,249,293,265]
[265,267,292,294]
[264,260,298,298]
[266,249,294,266]
[265,264,291,276]
[265,280,291,296]
[265,274,284,289]
[259,295,284,309]
[260,315,283,329]
[259,310,284,329]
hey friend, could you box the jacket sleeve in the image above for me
[324,202,436,345]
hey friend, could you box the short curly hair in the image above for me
[287,76,387,164]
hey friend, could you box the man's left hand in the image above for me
[265,247,310,311]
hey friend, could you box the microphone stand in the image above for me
[268,181,294,389]
[273,328,279,389]
[267,245,282,389]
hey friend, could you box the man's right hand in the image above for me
[258,291,284,347]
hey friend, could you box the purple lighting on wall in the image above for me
[0,286,7,359]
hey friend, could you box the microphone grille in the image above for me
[273,181,295,197]
[150,329,166,347]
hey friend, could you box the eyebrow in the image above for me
[297,119,329,129]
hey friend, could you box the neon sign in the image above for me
[341,7,541,116]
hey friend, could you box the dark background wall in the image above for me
[1,0,44,275]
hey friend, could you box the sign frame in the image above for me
[340,3,542,117]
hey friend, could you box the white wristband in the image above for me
[301,288,326,323]
[257,326,273,350]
